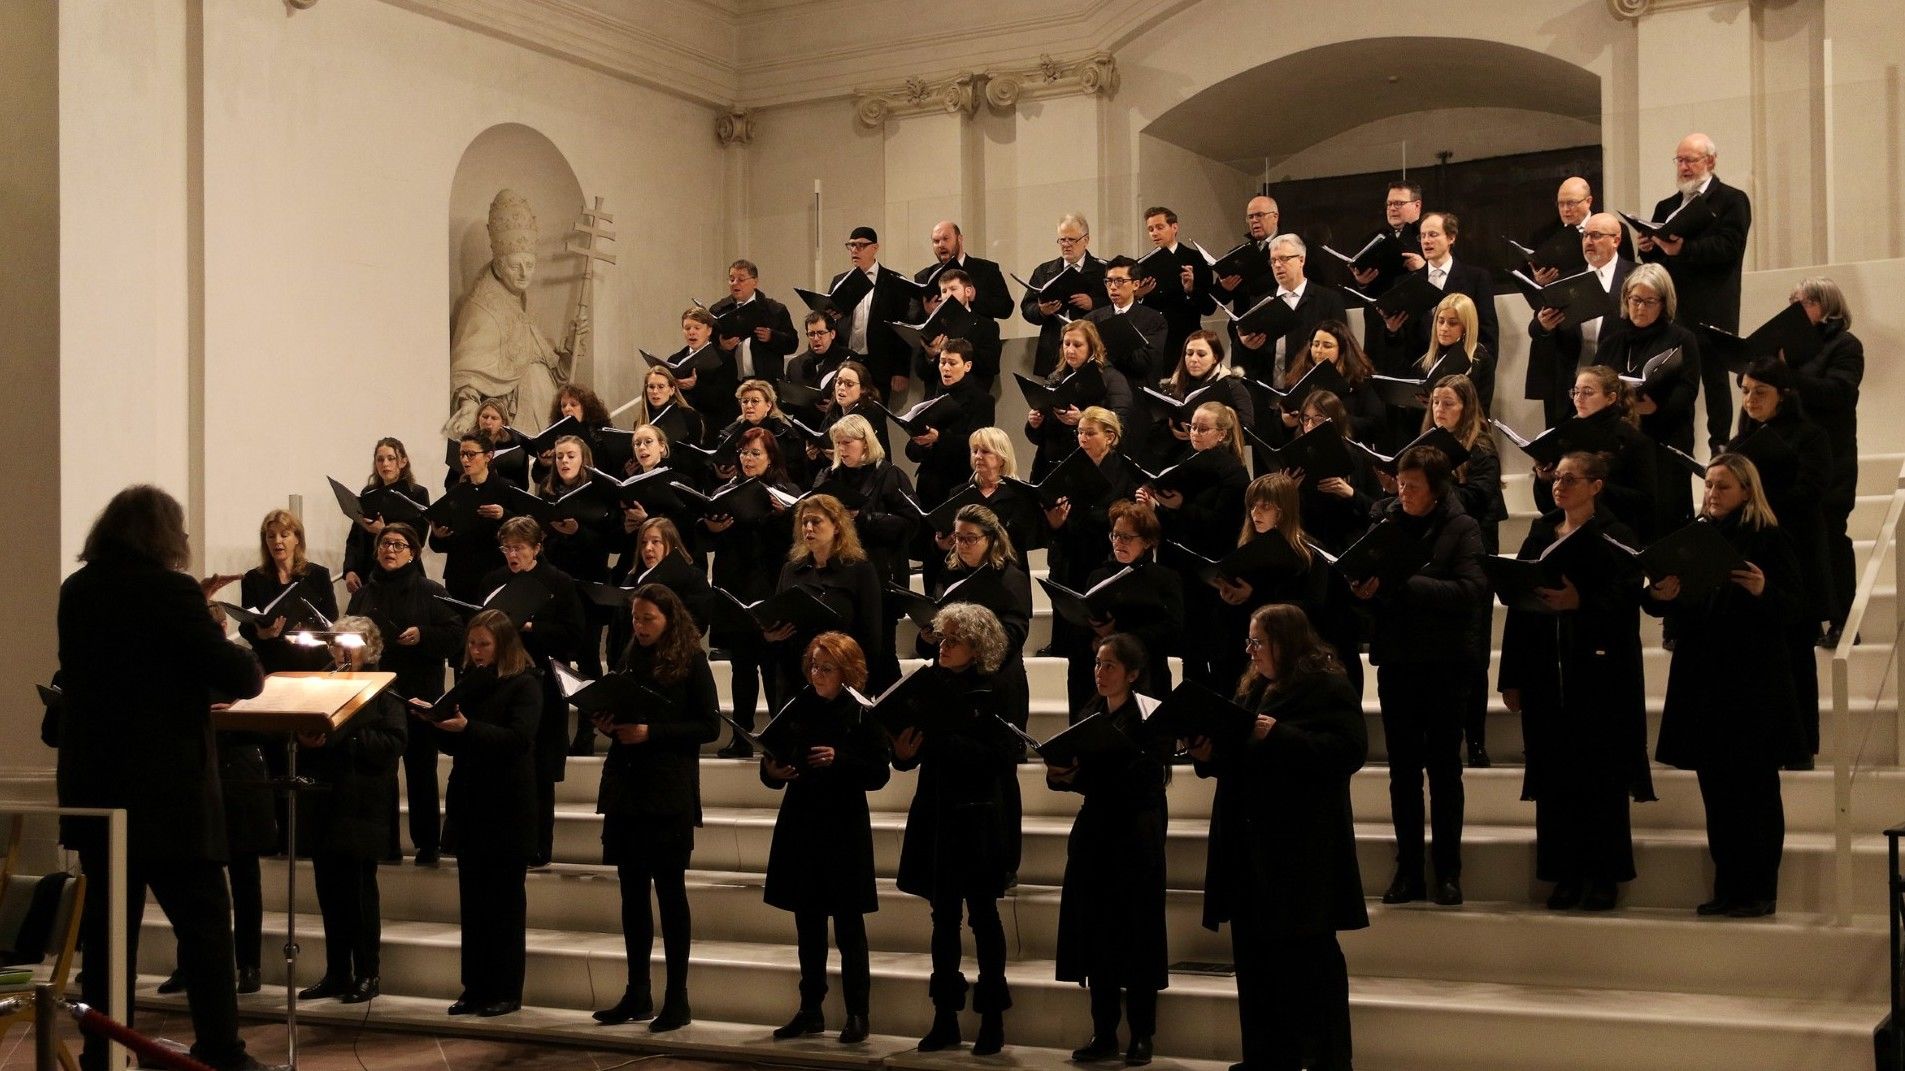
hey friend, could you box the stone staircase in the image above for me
[136,456,1905,1071]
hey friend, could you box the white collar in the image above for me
[1277,279,1308,301]
[1427,255,1453,273]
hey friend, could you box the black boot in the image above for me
[1071,1034,1120,1061]
[648,989,691,1032]
[839,1014,870,1044]
[236,967,262,995]
[972,1011,1005,1056]
[716,734,754,759]
[156,970,187,995]
[773,1007,825,1039]
[918,1011,961,1051]
[972,974,1010,1056]
[593,988,652,1025]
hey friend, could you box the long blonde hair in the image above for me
[1417,292,1480,373]
[1193,402,1246,464]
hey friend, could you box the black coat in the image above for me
[1052,692,1171,988]
[1086,304,1172,384]
[905,376,995,509]
[914,316,1004,391]
[1215,543,1366,697]
[1045,452,1140,588]
[920,561,1033,730]
[1024,363,1132,480]
[1789,320,1863,508]
[815,461,916,590]
[1729,406,1834,621]
[57,554,266,861]
[477,560,586,783]
[761,689,892,914]
[777,556,885,672]
[237,562,339,674]
[707,478,798,646]
[342,482,432,582]
[1020,254,1109,377]
[1084,556,1185,694]
[1449,440,1509,553]
[623,552,713,636]
[436,666,541,863]
[1159,448,1249,559]
[682,343,743,432]
[216,732,278,857]
[1139,372,1255,471]
[1524,259,1633,417]
[893,667,1019,900]
[1600,317,1703,530]
[917,254,1015,321]
[1534,405,1662,544]
[707,291,799,383]
[344,561,463,701]
[932,478,1043,561]
[1299,450,1380,556]
[298,690,407,859]
[537,478,618,583]
[1647,514,1807,769]
[427,475,509,602]
[1497,511,1655,803]
[1138,242,1218,355]
[1197,672,1368,936]
[1381,258,1500,371]
[647,403,707,452]
[1363,494,1488,666]
[829,264,923,385]
[719,416,813,490]
[1640,177,1752,332]
[595,646,720,827]
[1229,282,1350,389]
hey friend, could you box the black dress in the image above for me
[1156,447,1249,688]
[427,474,509,602]
[1789,320,1862,626]
[1082,554,1185,700]
[707,478,799,731]
[1647,513,1806,908]
[476,559,585,863]
[774,556,884,697]
[1196,671,1367,1071]
[1599,318,1703,534]
[435,666,541,1006]
[300,689,406,984]
[342,481,431,584]
[1497,511,1654,886]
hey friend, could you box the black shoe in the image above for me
[475,999,520,1017]
[972,1011,1004,1056]
[1071,1035,1120,1062]
[236,968,262,995]
[1816,627,1841,649]
[1727,898,1777,918]
[1785,756,1817,771]
[1034,643,1059,658]
[1380,875,1425,904]
[649,992,691,1032]
[1467,746,1491,769]
[839,1014,869,1044]
[1432,879,1464,906]
[447,999,476,1015]
[716,738,755,759]
[593,991,653,1025]
[1695,896,1734,916]
[1580,883,1618,912]
[1545,882,1583,910]
[529,855,552,869]
[414,850,440,868]
[773,1008,825,1039]
[569,739,594,757]
[339,977,379,1004]
[156,970,187,995]
[918,1011,961,1051]
[296,976,350,1001]
[1125,1037,1153,1066]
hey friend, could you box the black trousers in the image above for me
[400,726,441,857]
[457,856,526,1003]
[793,909,871,1015]
[928,890,1009,1012]
[1378,662,1467,881]
[726,637,780,735]
[1826,498,1855,629]
[76,847,247,1071]
[1462,658,1489,756]
[1534,774,1635,885]
[227,851,262,973]
[1696,764,1785,903]
[1089,982,1158,1039]
[619,857,692,997]
[313,856,382,980]
[535,777,557,864]
[1228,915,1351,1071]
[1699,345,1737,452]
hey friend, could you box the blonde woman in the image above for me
[1025,319,1133,480]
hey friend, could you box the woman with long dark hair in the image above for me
[759,632,892,1045]
[1279,320,1384,444]
[706,426,800,757]
[1191,603,1366,1071]
[1141,329,1254,469]
[342,437,431,595]
[429,609,542,1017]
[1047,633,1170,1066]
[591,585,720,1029]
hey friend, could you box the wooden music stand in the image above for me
[214,671,396,1070]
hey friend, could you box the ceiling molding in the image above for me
[850,52,1120,130]
[1603,0,1737,19]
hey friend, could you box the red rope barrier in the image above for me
[65,1003,219,1071]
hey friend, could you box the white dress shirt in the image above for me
[848,264,879,353]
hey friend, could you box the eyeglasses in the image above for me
[1672,154,1710,166]
[1556,198,1589,210]
[805,329,832,338]
[377,539,412,551]
[1105,275,1134,286]
[1108,531,1142,544]
[1055,235,1087,246]
[1270,254,1303,265]
[1626,296,1662,309]
[1583,230,1621,241]
[843,240,874,252]
[952,533,985,546]
[457,450,483,459]
[1385,199,1419,208]
[1244,637,1266,651]
[809,662,841,675]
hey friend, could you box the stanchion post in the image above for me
[34,985,56,1071]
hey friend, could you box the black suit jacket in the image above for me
[829,264,920,384]
[1527,218,1636,269]
[707,291,799,383]
[1230,282,1350,386]
[1139,242,1218,350]
[1086,303,1171,382]
[1020,254,1109,376]
[1639,176,1751,331]
[1382,258,1500,373]
[1524,258,1632,421]
[57,553,265,859]
[916,254,1013,321]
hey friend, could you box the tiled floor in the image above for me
[0,1012,770,1071]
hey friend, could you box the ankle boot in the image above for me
[773,1007,825,1039]
[648,989,691,1032]
[918,1010,961,1051]
[592,988,653,1025]
[972,1011,1005,1056]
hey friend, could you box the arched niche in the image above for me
[446,123,590,410]
[1144,37,1601,175]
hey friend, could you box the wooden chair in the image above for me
[0,814,85,1071]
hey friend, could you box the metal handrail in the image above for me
[1832,460,1905,923]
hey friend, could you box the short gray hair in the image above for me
[1623,262,1678,322]
[1057,213,1090,236]
[1269,233,1306,256]
[1791,276,1851,329]
[332,614,385,665]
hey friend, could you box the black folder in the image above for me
[1011,264,1097,306]
[1008,710,1143,768]
[794,270,876,319]
[861,664,996,738]
[703,298,765,340]
[874,394,966,438]
[1373,274,1446,320]
[898,481,990,534]
[1023,447,1113,508]
[1505,228,1588,274]
[1014,362,1106,412]
[434,574,553,628]
[711,585,844,633]
[1322,518,1433,587]
[1624,519,1747,602]
[1351,427,1470,476]
[1038,567,1166,629]
[1491,417,1618,470]
[517,415,584,457]
[551,661,677,724]
[1509,267,1618,331]
[499,482,611,526]
[1263,359,1351,413]
[1698,301,1821,373]
[1321,233,1404,275]
[1163,533,1303,586]
[1146,680,1261,744]
[1093,312,1152,365]
[1221,291,1302,339]
[1131,447,1225,496]
[1261,422,1357,482]
[887,298,977,349]
[1209,240,1272,285]
[588,466,693,514]
[639,345,723,376]
[217,576,331,632]
[1619,195,1715,240]
[677,478,776,524]
[1617,346,1687,395]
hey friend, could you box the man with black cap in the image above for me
[830,226,922,396]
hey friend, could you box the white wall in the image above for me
[1271,109,1603,182]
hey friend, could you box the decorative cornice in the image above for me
[1604,0,1737,20]
[715,107,755,146]
[854,53,1117,129]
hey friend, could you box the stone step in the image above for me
[521,806,1891,915]
[137,918,1882,1071]
[256,861,1889,1005]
